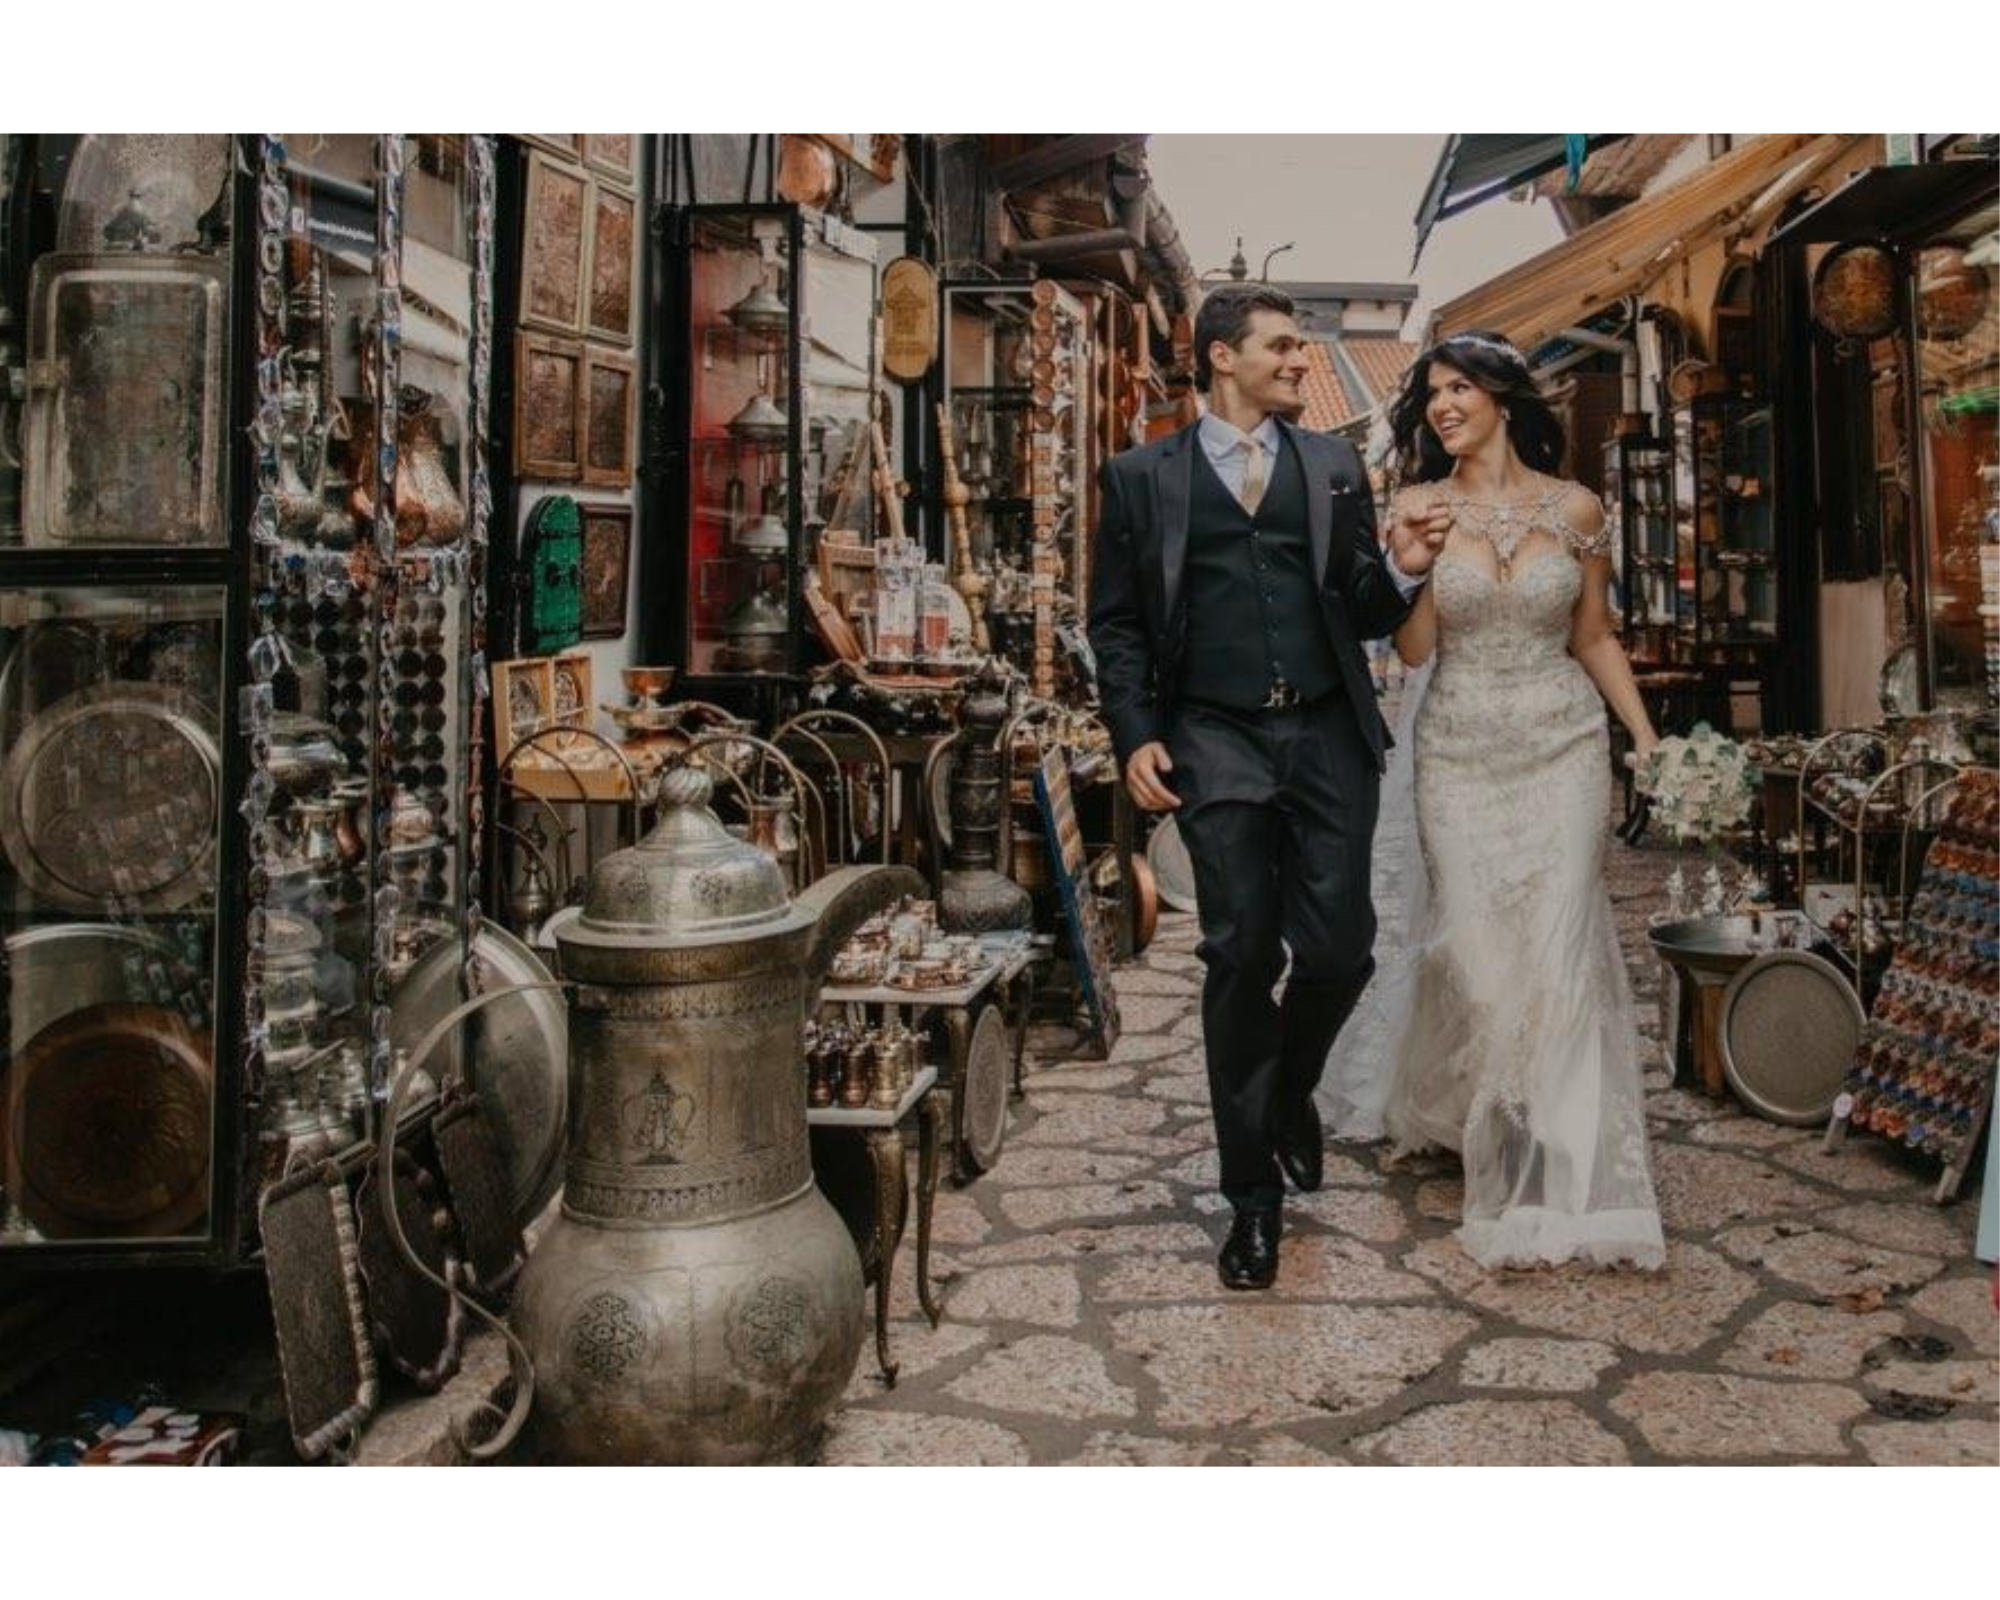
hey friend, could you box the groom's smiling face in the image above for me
[1211,310,1308,418]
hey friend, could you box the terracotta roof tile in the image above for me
[1343,340,1420,412]
[1299,341,1357,431]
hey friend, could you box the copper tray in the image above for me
[3,1001,212,1239]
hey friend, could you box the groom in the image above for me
[1088,284,1440,1288]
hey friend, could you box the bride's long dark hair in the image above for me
[1387,330,1566,486]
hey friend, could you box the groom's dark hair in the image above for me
[1194,284,1296,392]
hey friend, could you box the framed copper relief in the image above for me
[515,333,583,481]
[518,134,582,159]
[493,657,554,760]
[580,345,637,489]
[579,502,633,639]
[584,134,637,186]
[586,182,639,344]
[520,151,589,336]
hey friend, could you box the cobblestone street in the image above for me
[824,792,1999,1466]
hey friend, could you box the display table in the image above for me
[820,937,1037,1181]
[807,1065,942,1387]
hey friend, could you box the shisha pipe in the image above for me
[936,402,991,653]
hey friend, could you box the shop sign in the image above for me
[880,256,939,383]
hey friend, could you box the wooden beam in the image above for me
[988,135,1146,193]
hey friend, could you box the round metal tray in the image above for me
[388,918,568,1230]
[1145,815,1198,914]
[4,1000,213,1239]
[0,680,219,914]
[1720,950,1864,1126]
[956,1002,1011,1179]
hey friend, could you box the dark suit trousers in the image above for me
[1166,693,1380,1210]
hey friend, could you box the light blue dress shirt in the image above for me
[1196,412,1426,600]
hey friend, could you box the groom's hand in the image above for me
[1387,494,1453,577]
[1123,741,1180,813]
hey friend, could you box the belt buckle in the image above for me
[1262,678,1300,710]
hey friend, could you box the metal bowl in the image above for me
[1645,914,1765,976]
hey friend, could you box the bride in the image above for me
[1326,329,1666,1271]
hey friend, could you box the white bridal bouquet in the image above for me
[1633,722,1760,845]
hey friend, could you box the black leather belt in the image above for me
[1180,681,1331,718]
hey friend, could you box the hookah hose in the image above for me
[374,978,570,1462]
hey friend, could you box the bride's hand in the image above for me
[1387,495,1453,576]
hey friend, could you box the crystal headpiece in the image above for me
[1435,331,1528,369]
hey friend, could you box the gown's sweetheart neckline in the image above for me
[1435,542,1578,593]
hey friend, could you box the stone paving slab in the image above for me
[821,782,1998,1467]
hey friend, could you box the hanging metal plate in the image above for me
[259,1161,378,1462]
[355,1151,465,1393]
[0,681,219,914]
[4,1001,212,1240]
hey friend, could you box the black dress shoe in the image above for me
[1275,1097,1324,1193]
[1218,1207,1282,1290]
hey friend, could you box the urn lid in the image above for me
[572,761,809,946]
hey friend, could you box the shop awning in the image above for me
[1429,134,1868,354]
[1767,158,1998,246]
[1412,135,1628,267]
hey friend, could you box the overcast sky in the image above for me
[1146,135,1566,335]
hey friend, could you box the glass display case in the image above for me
[941,278,1094,697]
[1603,429,1683,663]
[670,203,880,681]
[0,134,495,1264]
[1673,398,1780,652]
[1905,198,1998,713]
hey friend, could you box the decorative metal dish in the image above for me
[0,680,219,914]
[1720,950,1866,1126]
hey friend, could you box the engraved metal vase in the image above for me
[940,663,1031,933]
[511,761,864,1464]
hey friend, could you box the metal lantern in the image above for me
[727,392,789,446]
[725,277,790,337]
[511,763,911,1464]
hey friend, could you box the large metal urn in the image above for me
[512,763,892,1464]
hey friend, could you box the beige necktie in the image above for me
[1239,438,1265,514]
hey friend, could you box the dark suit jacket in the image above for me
[1086,417,1414,772]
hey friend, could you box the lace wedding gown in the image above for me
[1331,478,1665,1270]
